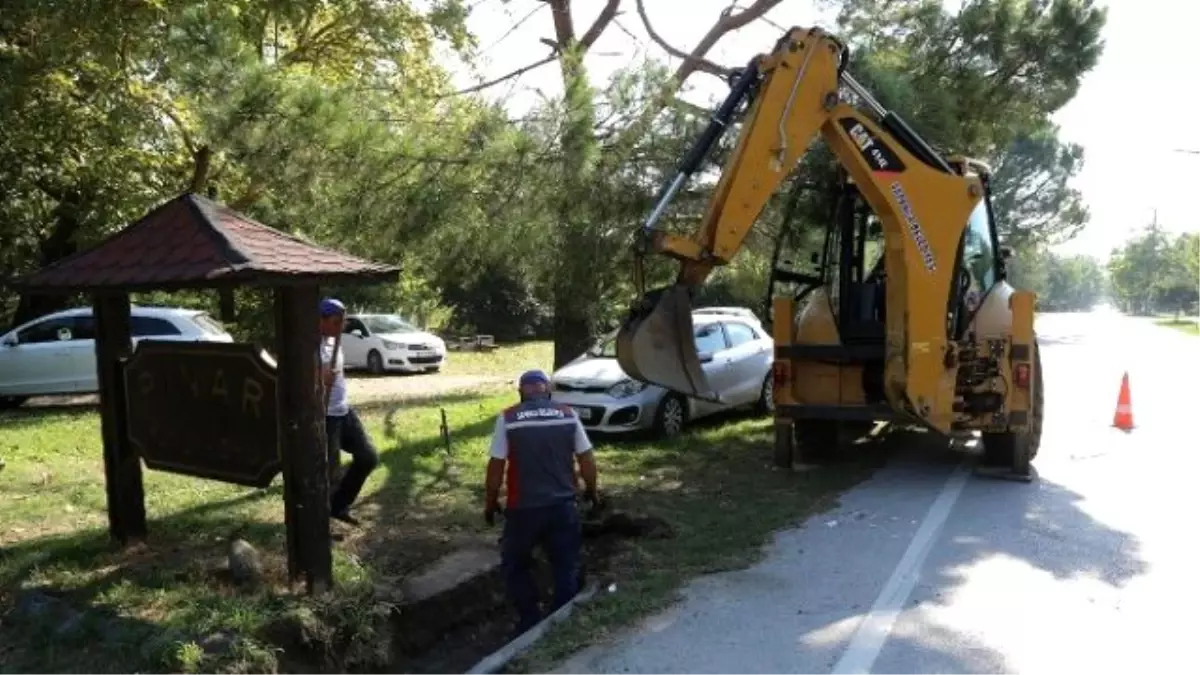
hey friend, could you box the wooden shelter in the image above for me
[10,192,400,593]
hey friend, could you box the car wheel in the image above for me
[654,394,688,438]
[0,396,28,410]
[367,350,385,375]
[755,373,774,415]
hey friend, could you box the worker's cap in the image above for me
[518,369,551,400]
[319,297,346,317]
[518,369,550,388]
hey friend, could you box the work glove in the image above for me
[583,488,605,514]
[484,502,503,526]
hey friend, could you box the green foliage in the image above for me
[0,0,1110,351]
[989,121,1089,248]
[1108,226,1198,316]
[1008,245,1105,311]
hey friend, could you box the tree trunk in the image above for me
[8,191,89,330]
[547,2,605,370]
[552,304,594,370]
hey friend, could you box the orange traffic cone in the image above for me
[1112,371,1134,431]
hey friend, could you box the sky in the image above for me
[437,0,1199,260]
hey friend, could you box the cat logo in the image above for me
[837,116,906,173]
[849,123,874,152]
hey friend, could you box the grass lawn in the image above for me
[438,340,557,379]
[0,341,880,673]
[1154,317,1199,336]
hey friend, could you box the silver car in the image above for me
[550,307,775,437]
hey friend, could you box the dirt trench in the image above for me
[269,510,673,674]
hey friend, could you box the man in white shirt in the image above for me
[318,297,379,525]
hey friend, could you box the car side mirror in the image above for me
[1000,246,1014,261]
[698,351,714,364]
[350,329,363,338]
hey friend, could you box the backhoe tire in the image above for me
[981,339,1043,471]
[794,419,840,464]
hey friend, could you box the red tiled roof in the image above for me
[14,193,399,291]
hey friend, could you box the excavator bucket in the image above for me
[615,285,716,399]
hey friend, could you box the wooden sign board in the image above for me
[123,340,281,488]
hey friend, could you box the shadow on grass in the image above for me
[0,397,869,674]
[0,485,291,674]
[355,391,489,425]
[340,414,499,578]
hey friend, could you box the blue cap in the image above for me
[319,297,345,317]
[518,369,550,387]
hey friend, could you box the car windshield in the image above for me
[361,315,419,334]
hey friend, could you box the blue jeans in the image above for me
[325,408,379,515]
[501,500,582,633]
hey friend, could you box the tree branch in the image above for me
[635,0,730,77]
[578,0,622,49]
[440,54,557,98]
[674,0,784,83]
[614,0,784,149]
[158,103,198,157]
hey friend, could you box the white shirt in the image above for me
[320,337,349,417]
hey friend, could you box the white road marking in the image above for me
[830,461,973,674]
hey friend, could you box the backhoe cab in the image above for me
[615,26,1042,479]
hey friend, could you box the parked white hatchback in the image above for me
[341,313,448,374]
[0,305,234,408]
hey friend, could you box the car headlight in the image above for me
[607,378,648,398]
[381,340,402,350]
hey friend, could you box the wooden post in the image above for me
[93,292,147,543]
[274,285,333,594]
[218,288,236,323]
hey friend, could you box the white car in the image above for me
[550,307,775,437]
[0,305,234,408]
[340,313,447,374]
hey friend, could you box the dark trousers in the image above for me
[501,500,582,633]
[325,408,379,515]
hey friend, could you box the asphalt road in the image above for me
[559,310,1200,674]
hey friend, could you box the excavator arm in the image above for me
[616,26,984,417]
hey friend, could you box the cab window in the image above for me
[962,201,998,291]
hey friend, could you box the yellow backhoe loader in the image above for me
[615,25,1042,481]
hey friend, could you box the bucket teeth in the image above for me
[615,285,715,399]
